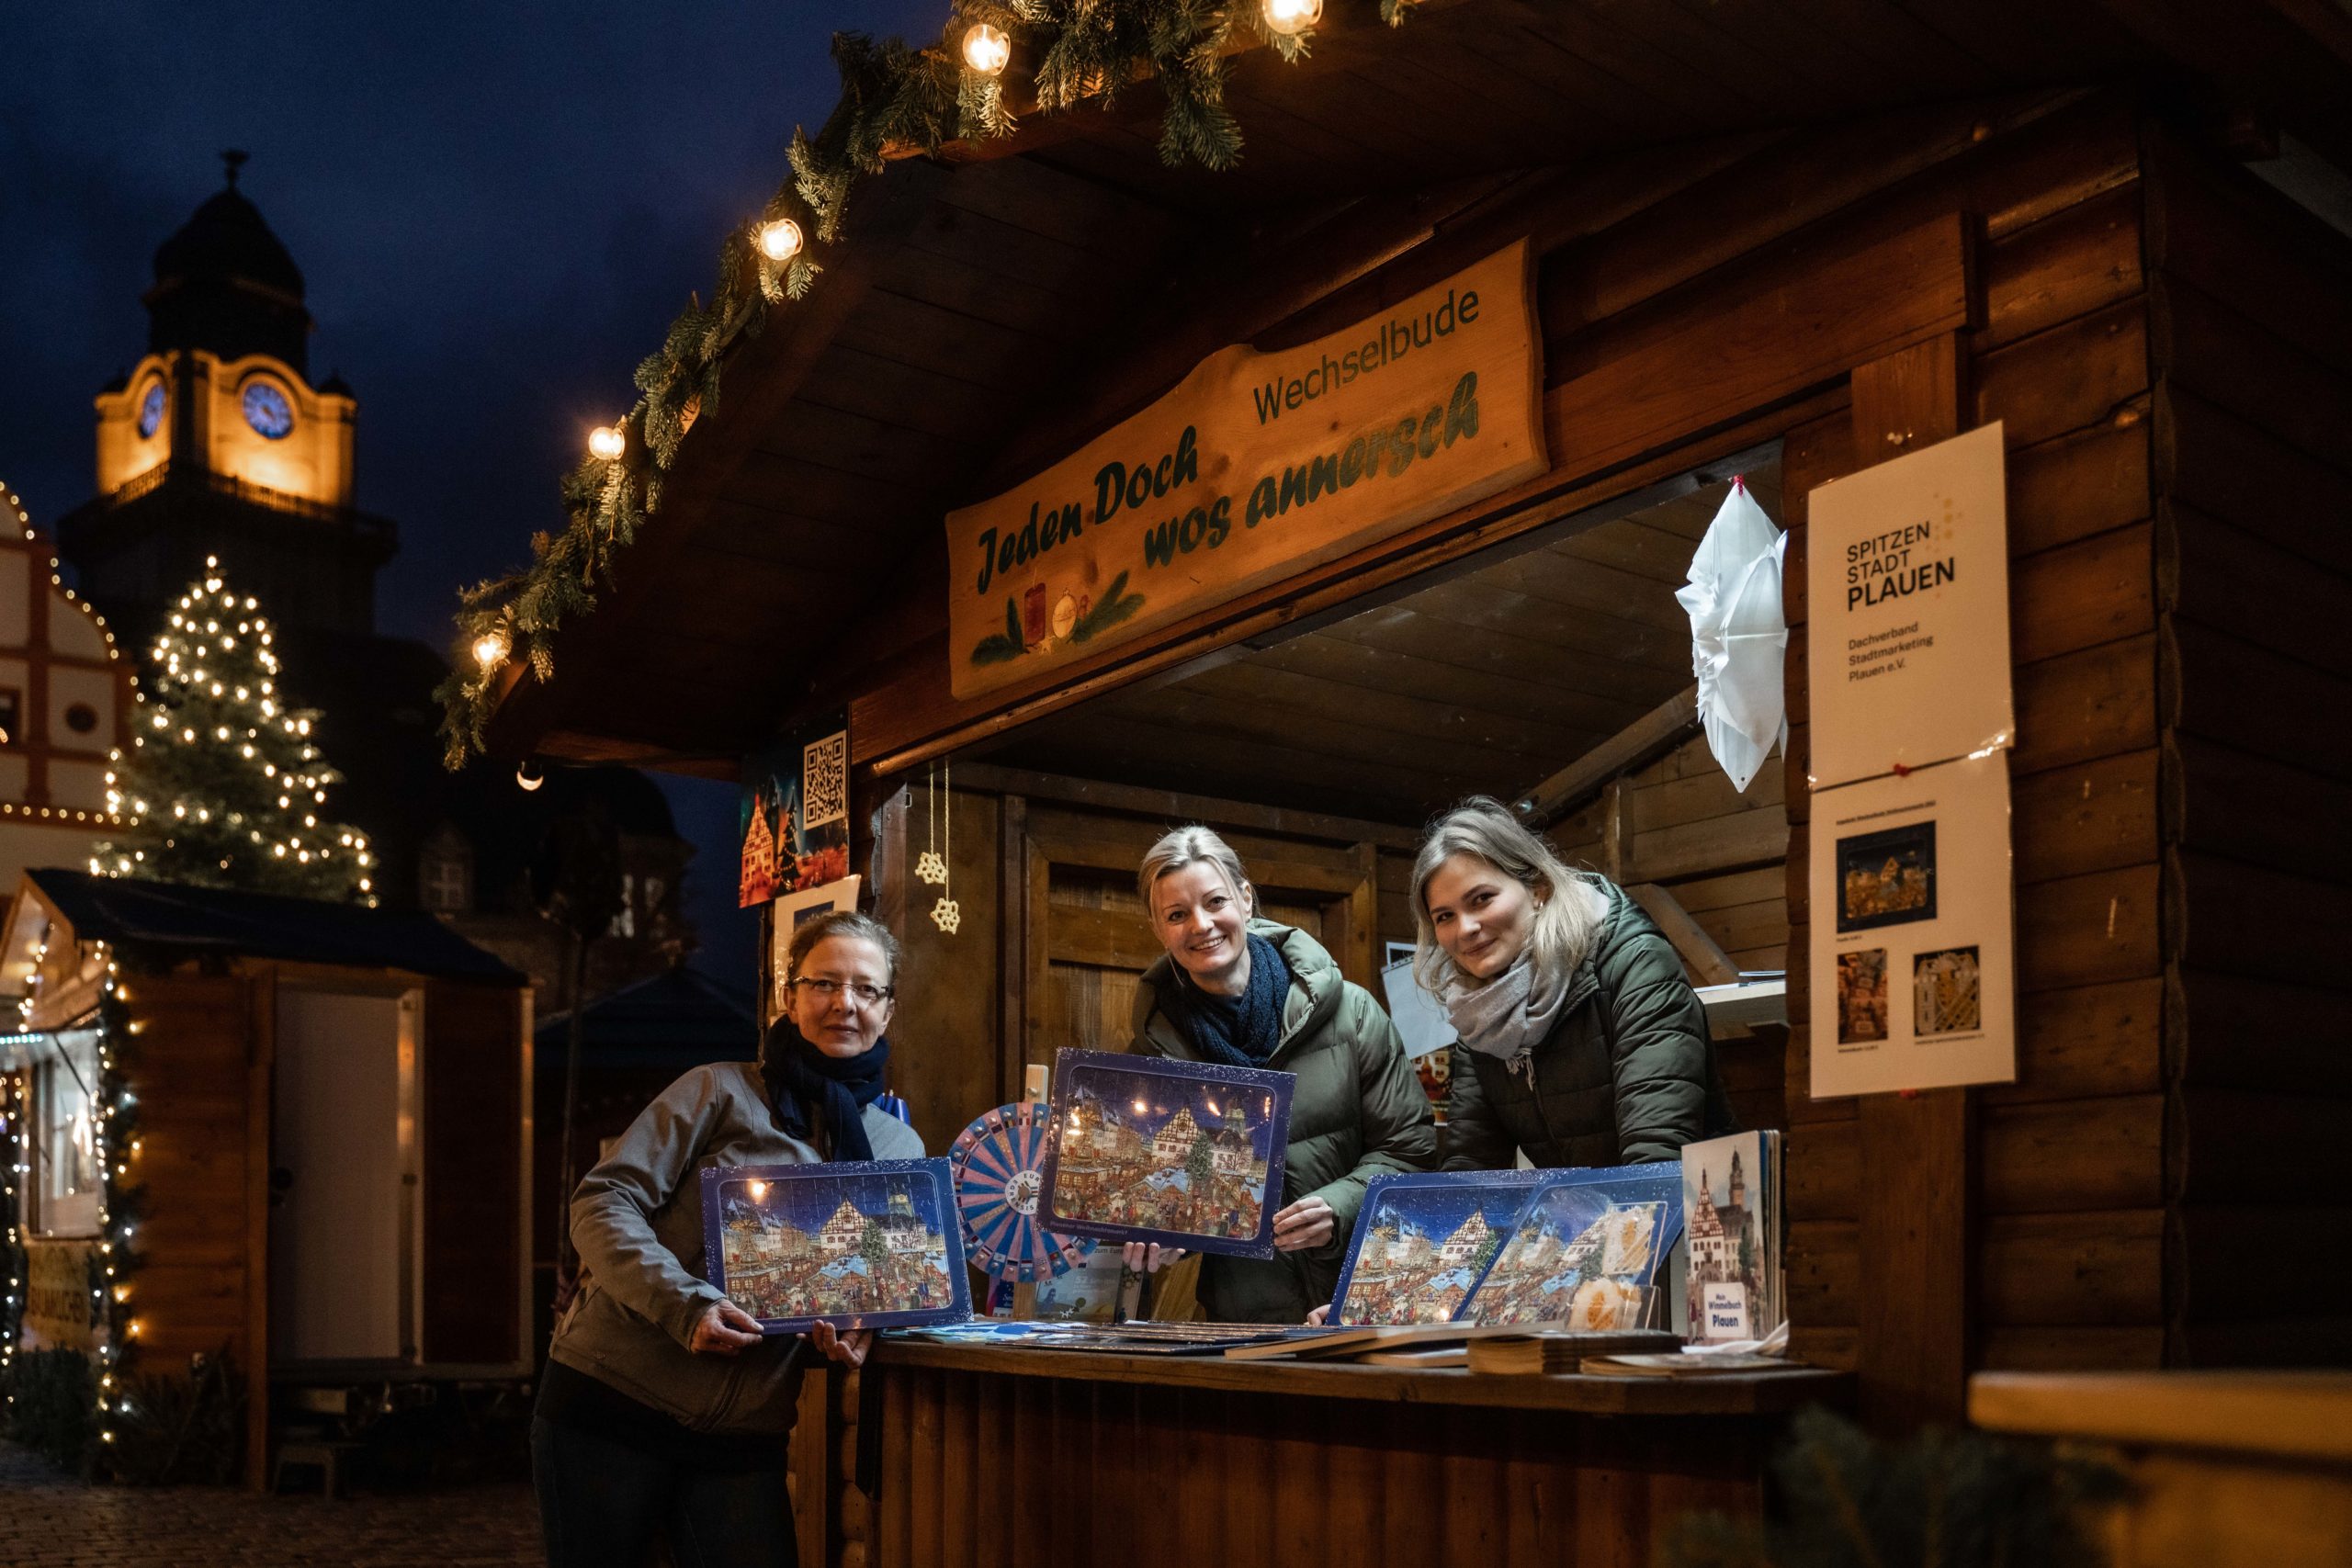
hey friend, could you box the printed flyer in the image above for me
[1807,750,2018,1096]
[1805,423,2013,788]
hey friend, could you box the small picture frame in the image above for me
[1327,1169,1551,1325]
[699,1157,970,1335]
[1037,1048,1294,1259]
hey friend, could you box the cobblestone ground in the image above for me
[0,1441,545,1567]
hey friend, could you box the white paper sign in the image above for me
[1806,423,2013,788]
[1807,752,2016,1097]
[1379,955,1454,1062]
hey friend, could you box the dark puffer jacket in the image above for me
[1132,919,1436,1323]
[1441,884,1735,1170]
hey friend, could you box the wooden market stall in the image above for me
[467,1,2352,1561]
[0,868,532,1487]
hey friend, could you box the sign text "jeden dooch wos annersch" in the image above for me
[943,241,1548,700]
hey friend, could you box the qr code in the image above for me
[801,729,848,829]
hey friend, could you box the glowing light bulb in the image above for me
[1261,0,1320,34]
[588,425,626,461]
[756,219,803,263]
[472,630,510,671]
[962,22,1011,75]
[516,761,545,793]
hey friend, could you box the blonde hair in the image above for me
[786,908,900,987]
[1137,825,1255,919]
[1411,796,1610,996]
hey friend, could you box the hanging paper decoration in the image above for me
[929,758,960,934]
[950,1101,1096,1282]
[915,762,948,886]
[1675,479,1787,793]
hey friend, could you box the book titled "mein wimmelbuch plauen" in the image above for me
[1681,1130,1784,1346]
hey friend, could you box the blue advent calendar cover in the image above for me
[699,1157,970,1335]
[1037,1048,1295,1260]
[1327,1169,1550,1325]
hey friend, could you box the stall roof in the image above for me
[19,869,525,983]
[477,0,2352,779]
[533,964,758,1068]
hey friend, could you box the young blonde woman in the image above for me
[1127,825,1435,1322]
[1413,797,1735,1170]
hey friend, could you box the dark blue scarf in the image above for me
[1163,931,1292,1069]
[759,1021,890,1163]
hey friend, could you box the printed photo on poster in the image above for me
[738,713,851,908]
[1836,821,1937,931]
[1038,1050,1293,1259]
[1836,949,1889,1044]
[1327,1170,1547,1326]
[699,1158,969,1335]
[1914,945,1982,1035]
[1808,750,2018,1097]
[768,876,862,1018]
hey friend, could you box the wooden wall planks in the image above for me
[2145,126,2352,1366]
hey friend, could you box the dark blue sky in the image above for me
[2,0,938,983]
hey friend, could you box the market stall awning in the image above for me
[470,0,2352,777]
[7,868,523,983]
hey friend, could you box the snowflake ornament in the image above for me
[915,849,949,886]
[930,896,962,935]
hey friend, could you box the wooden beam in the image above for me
[1848,331,1974,1434]
[1514,685,1700,828]
[1623,883,1742,986]
[950,761,1421,851]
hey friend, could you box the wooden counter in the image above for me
[811,1341,1849,1568]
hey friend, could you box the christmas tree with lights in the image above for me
[93,558,375,904]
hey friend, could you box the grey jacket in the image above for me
[548,1060,923,1435]
[1133,920,1436,1322]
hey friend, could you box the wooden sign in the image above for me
[944,241,1546,699]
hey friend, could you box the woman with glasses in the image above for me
[1127,825,1435,1323]
[533,909,919,1568]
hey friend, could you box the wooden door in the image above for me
[1010,807,1377,1101]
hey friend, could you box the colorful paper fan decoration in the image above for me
[950,1101,1096,1282]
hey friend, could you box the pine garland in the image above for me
[438,0,1423,767]
[0,1066,26,1418]
[84,969,145,1469]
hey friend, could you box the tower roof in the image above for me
[143,152,313,374]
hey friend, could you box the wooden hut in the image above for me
[462,2,2352,1561]
[0,869,530,1486]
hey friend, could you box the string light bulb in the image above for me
[962,22,1011,75]
[756,218,804,263]
[588,425,626,461]
[516,761,545,793]
[472,628,511,671]
[1261,0,1320,34]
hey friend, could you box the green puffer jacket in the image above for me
[1132,919,1436,1323]
[1442,884,1736,1171]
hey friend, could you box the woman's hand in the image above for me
[689,1299,765,1356]
[1120,1242,1185,1273]
[1305,1303,1331,1326]
[808,1321,872,1368]
[1271,1196,1336,1253]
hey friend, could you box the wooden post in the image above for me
[1847,330,1975,1430]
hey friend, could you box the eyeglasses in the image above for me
[788,976,894,1008]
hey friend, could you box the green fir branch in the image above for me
[437,0,1408,766]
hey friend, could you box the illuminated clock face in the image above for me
[242,381,295,440]
[137,381,165,439]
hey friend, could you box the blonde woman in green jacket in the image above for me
[1127,825,1436,1323]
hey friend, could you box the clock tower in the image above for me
[60,152,393,641]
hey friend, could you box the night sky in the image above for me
[3,0,940,985]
